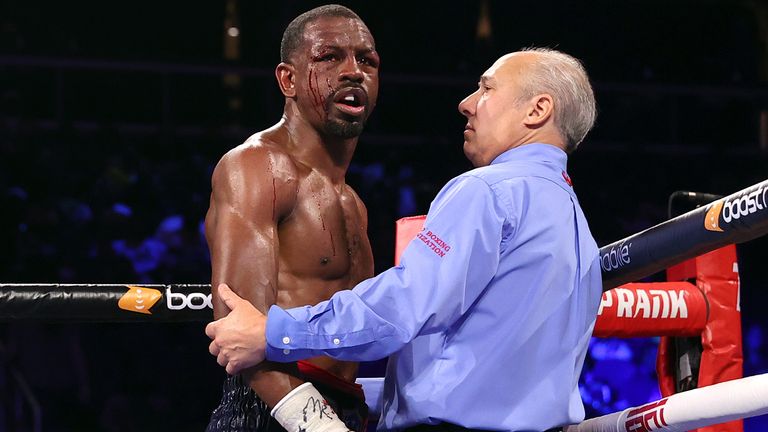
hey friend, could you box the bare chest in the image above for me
[277,178,372,286]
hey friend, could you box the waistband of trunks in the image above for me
[296,360,365,400]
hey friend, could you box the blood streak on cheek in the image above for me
[325,78,336,112]
[307,67,324,119]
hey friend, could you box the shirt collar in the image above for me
[489,143,568,170]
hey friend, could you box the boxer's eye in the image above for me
[357,55,378,67]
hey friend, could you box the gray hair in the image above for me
[517,47,597,152]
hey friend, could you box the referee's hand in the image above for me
[205,283,267,375]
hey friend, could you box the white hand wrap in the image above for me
[271,383,351,432]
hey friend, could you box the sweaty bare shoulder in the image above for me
[211,135,300,223]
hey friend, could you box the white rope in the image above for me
[566,373,768,432]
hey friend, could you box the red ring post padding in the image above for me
[592,282,708,338]
[657,245,743,432]
[395,216,427,266]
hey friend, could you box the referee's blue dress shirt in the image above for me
[265,143,603,431]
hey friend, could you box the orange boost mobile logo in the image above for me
[118,286,162,315]
[704,200,724,232]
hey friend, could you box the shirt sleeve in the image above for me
[265,175,510,362]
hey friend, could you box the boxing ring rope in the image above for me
[0,284,210,322]
[1,179,768,431]
[565,373,768,432]
[598,178,768,290]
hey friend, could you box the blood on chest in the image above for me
[277,193,364,280]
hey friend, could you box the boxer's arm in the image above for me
[205,145,304,407]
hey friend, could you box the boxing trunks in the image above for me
[206,360,368,432]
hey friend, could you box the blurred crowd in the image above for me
[0,126,212,285]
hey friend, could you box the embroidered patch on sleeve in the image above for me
[416,230,452,258]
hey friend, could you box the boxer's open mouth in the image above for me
[333,87,367,116]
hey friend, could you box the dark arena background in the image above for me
[2,1,768,431]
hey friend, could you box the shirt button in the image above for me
[283,349,290,355]
[333,338,341,345]
[282,336,291,344]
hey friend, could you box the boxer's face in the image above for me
[458,53,534,167]
[288,16,380,138]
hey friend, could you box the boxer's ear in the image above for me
[276,63,296,98]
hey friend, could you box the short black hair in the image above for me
[280,4,365,63]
